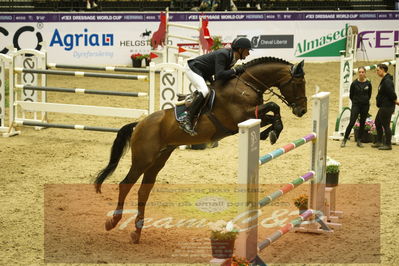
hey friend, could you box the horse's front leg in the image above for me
[258,102,283,144]
[259,114,275,141]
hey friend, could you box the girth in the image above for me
[206,112,238,141]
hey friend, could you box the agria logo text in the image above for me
[49,28,114,51]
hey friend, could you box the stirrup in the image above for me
[179,117,197,136]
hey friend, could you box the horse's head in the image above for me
[278,60,307,117]
[242,57,307,117]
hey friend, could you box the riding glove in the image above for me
[234,65,245,75]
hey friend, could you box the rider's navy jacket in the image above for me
[187,48,236,82]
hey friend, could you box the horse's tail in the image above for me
[94,122,138,193]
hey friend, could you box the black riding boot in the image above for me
[180,91,205,136]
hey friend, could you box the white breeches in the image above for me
[185,64,209,97]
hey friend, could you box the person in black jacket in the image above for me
[341,66,372,148]
[180,37,252,135]
[371,64,399,150]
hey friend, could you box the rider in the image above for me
[181,37,252,135]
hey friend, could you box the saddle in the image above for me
[175,89,237,140]
[175,89,216,123]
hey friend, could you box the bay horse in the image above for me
[94,57,307,243]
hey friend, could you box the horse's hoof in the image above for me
[105,217,119,231]
[130,231,141,244]
[269,131,277,145]
[94,184,102,194]
[260,131,268,141]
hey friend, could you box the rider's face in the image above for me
[240,48,250,59]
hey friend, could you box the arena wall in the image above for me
[0,11,398,65]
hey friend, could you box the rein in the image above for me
[236,71,291,107]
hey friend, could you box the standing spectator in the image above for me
[218,0,236,11]
[86,0,98,10]
[193,0,235,11]
[372,64,399,150]
[341,66,372,148]
[245,0,261,10]
[230,0,238,11]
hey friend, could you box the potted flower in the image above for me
[211,36,224,51]
[368,122,386,144]
[326,157,340,187]
[222,256,250,266]
[210,220,239,259]
[354,117,374,143]
[293,194,308,214]
[142,54,151,66]
[131,53,143,67]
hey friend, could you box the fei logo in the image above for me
[49,28,114,51]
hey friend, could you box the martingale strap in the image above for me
[241,71,291,107]
[206,113,238,141]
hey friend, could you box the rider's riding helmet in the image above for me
[231,37,253,51]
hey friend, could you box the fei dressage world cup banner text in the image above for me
[0,11,398,65]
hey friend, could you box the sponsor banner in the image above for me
[252,35,294,49]
[1,11,398,22]
[0,11,398,65]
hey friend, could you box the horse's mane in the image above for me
[243,56,292,69]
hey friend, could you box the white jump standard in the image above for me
[235,92,337,265]
[5,49,154,136]
[0,53,13,134]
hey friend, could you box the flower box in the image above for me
[326,172,339,187]
[132,58,142,67]
[210,239,235,259]
[293,194,308,213]
[326,157,340,187]
[130,53,151,68]
[354,129,373,143]
[210,221,239,259]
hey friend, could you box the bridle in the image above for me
[235,65,306,109]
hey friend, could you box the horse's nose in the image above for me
[294,107,307,117]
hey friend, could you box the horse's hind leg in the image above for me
[131,146,176,244]
[105,166,144,231]
[105,142,164,231]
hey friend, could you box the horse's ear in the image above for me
[293,60,305,77]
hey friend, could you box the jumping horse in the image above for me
[94,57,307,243]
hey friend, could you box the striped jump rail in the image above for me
[353,59,396,74]
[167,22,200,31]
[259,133,316,165]
[16,84,147,97]
[257,209,314,251]
[14,68,148,80]
[258,171,315,208]
[15,120,119,132]
[47,63,161,74]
